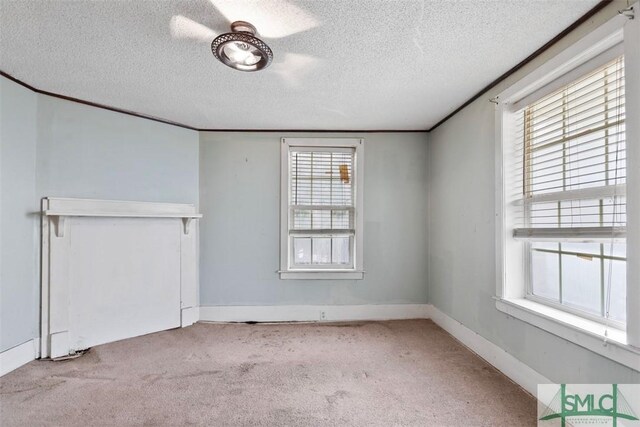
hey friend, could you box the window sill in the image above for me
[495,297,640,370]
[279,270,364,280]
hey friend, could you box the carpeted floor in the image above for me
[0,320,535,426]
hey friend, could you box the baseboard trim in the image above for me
[427,305,550,396]
[0,305,549,393]
[181,306,199,327]
[0,339,38,377]
[199,304,431,323]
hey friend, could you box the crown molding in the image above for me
[427,0,612,132]
[0,69,428,133]
[0,70,197,131]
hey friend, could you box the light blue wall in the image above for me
[199,132,428,306]
[0,79,199,353]
[0,77,39,352]
[426,2,639,383]
[36,96,199,204]
[428,98,640,384]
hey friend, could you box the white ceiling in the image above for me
[0,0,599,130]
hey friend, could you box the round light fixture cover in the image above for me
[212,21,273,72]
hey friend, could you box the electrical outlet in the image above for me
[320,311,327,321]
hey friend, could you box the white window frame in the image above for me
[279,137,364,280]
[494,4,640,370]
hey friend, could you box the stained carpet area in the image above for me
[0,320,535,426]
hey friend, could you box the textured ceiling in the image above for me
[0,0,600,130]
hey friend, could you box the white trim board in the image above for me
[199,304,431,323]
[43,197,200,216]
[427,305,550,396]
[0,339,38,377]
[495,298,639,370]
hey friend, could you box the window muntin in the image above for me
[288,147,356,269]
[530,242,627,323]
[517,56,627,325]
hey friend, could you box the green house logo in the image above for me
[539,384,638,427]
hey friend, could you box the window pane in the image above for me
[604,242,626,258]
[292,209,311,229]
[603,259,626,323]
[331,237,350,265]
[524,56,627,205]
[293,209,354,231]
[289,147,356,268]
[561,246,601,315]
[530,146,563,195]
[602,196,626,227]
[312,237,331,264]
[565,131,606,191]
[290,151,312,205]
[521,57,627,324]
[561,242,600,256]
[293,238,311,265]
[559,200,601,228]
[603,243,626,323]
[531,243,560,301]
[529,202,560,228]
[291,151,353,207]
[331,209,351,229]
[311,153,331,206]
[311,210,331,229]
[607,129,626,186]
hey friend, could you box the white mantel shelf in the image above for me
[44,211,202,218]
[42,198,202,236]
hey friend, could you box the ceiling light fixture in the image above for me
[211,21,273,72]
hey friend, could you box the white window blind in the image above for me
[513,56,627,241]
[288,147,355,268]
[509,55,628,324]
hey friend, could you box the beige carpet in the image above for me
[0,320,535,426]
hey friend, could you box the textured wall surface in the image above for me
[199,132,428,306]
[36,96,199,204]
[0,77,39,352]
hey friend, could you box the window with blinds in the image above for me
[288,147,355,268]
[513,55,627,324]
